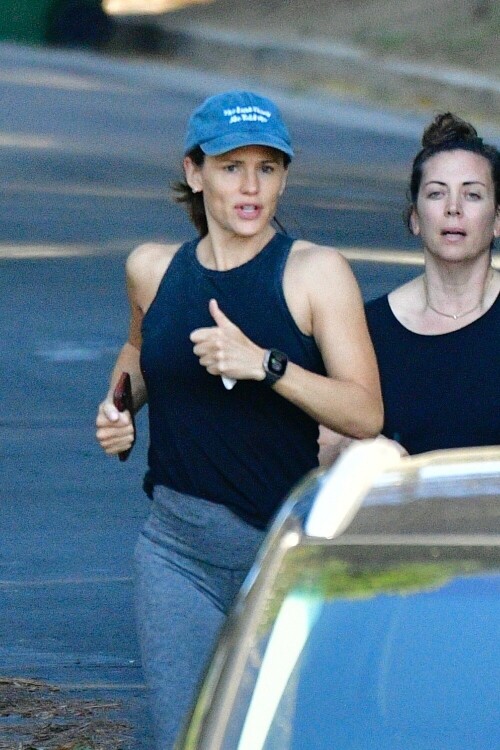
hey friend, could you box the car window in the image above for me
[223,544,500,750]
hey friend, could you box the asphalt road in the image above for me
[0,41,470,747]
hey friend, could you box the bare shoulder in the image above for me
[126,241,180,279]
[288,239,358,290]
[388,275,424,314]
[283,240,361,336]
[126,241,182,313]
[290,239,346,265]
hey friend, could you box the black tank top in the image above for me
[365,292,500,454]
[140,232,325,527]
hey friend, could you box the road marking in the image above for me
[35,339,121,362]
[0,133,56,149]
[340,247,423,265]
[1,241,498,269]
[0,130,173,163]
[2,180,392,209]
[341,248,500,268]
[1,179,170,199]
[0,68,128,92]
[0,241,134,259]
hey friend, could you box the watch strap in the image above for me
[263,349,288,385]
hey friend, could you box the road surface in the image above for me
[0,41,461,747]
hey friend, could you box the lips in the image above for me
[442,228,466,239]
[235,204,262,220]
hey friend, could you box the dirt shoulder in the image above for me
[163,0,499,76]
[0,676,133,750]
[109,0,500,128]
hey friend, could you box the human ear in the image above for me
[494,207,500,238]
[183,156,203,194]
[409,208,420,236]
[278,169,288,197]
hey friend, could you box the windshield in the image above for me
[222,546,500,750]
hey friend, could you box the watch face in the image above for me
[268,350,287,375]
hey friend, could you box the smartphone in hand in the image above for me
[113,372,136,462]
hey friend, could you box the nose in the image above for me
[241,169,259,194]
[445,193,463,216]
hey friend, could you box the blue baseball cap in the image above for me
[184,90,294,159]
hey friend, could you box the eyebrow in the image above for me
[218,157,281,164]
[424,180,487,187]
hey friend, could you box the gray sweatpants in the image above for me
[134,485,266,749]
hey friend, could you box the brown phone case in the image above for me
[113,372,136,462]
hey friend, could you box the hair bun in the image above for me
[422,112,478,148]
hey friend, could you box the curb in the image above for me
[108,15,500,128]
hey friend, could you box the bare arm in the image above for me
[318,426,354,467]
[95,242,177,456]
[103,257,149,410]
[272,246,383,437]
[318,427,408,467]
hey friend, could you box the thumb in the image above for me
[209,298,231,328]
[103,401,121,422]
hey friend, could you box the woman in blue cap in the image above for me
[96,90,383,748]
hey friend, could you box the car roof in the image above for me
[277,442,500,542]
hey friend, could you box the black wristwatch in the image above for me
[263,349,288,386]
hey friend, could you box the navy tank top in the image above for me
[140,232,326,527]
[365,292,500,454]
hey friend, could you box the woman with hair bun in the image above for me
[320,112,500,461]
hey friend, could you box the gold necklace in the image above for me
[424,271,494,321]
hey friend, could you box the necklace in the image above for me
[424,271,494,320]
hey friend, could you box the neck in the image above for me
[198,226,276,271]
[423,267,495,321]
